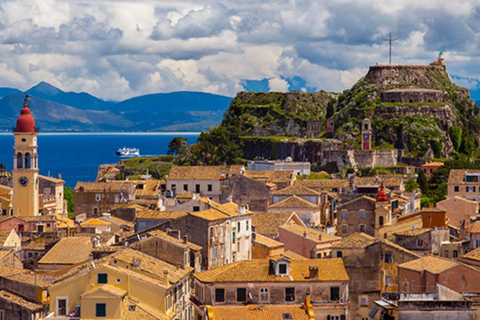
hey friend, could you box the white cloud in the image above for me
[0,0,479,100]
[268,78,289,92]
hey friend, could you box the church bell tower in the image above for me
[362,118,372,151]
[12,95,39,216]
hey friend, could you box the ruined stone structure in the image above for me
[306,120,322,138]
[381,87,449,103]
[326,116,335,133]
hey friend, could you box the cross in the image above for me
[383,32,397,65]
[24,93,30,107]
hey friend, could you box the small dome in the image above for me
[376,182,388,203]
[15,98,36,133]
[285,156,292,162]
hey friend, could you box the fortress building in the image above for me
[12,95,65,216]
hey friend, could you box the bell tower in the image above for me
[362,118,372,151]
[12,95,39,216]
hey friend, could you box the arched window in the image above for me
[17,153,23,169]
[364,123,368,130]
[25,153,31,169]
[379,216,384,226]
[93,207,99,216]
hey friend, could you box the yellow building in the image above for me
[12,96,39,216]
[48,248,193,319]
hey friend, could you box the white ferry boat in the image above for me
[116,147,140,157]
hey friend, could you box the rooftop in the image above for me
[398,255,460,274]
[269,195,319,209]
[252,212,302,238]
[75,181,135,192]
[253,234,284,248]
[280,224,341,243]
[168,165,240,180]
[272,184,319,196]
[294,179,349,189]
[206,304,313,320]
[194,258,348,283]
[448,169,480,184]
[38,236,92,265]
[244,170,294,184]
[0,290,43,311]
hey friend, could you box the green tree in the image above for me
[448,126,462,152]
[64,186,75,216]
[416,170,429,194]
[326,99,335,119]
[167,137,188,155]
[195,125,244,165]
[405,178,419,192]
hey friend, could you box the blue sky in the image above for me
[0,0,480,100]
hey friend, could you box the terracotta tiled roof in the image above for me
[135,180,164,198]
[123,297,167,320]
[0,229,14,247]
[20,215,56,222]
[394,228,432,237]
[0,266,53,288]
[136,210,188,220]
[244,170,294,184]
[331,233,378,249]
[448,169,480,184]
[75,181,135,192]
[462,247,480,262]
[281,250,308,260]
[269,195,318,209]
[54,214,76,228]
[99,215,134,228]
[471,222,480,233]
[0,290,43,311]
[253,234,284,248]
[111,248,192,285]
[378,217,423,237]
[81,218,111,227]
[168,166,234,180]
[175,192,193,199]
[337,196,376,209]
[38,174,65,184]
[0,248,13,260]
[354,176,403,187]
[252,212,301,238]
[280,224,341,243]
[147,230,202,250]
[38,236,92,265]
[294,179,349,189]
[81,284,127,298]
[206,304,312,320]
[398,255,460,274]
[422,162,444,167]
[272,185,319,196]
[194,258,348,283]
[190,202,250,221]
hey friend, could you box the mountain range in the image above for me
[0,82,233,132]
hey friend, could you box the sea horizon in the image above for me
[0,131,202,136]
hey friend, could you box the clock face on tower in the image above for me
[364,134,369,139]
[18,176,29,187]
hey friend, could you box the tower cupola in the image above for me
[15,95,36,133]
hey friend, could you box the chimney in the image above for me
[303,231,307,238]
[318,234,322,241]
[309,265,318,279]
[58,173,62,179]
[183,234,188,244]
[163,269,169,286]
[132,258,141,268]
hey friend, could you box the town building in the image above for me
[247,158,311,175]
[48,248,193,319]
[166,165,243,201]
[192,258,350,320]
[251,233,285,259]
[243,170,295,190]
[219,173,271,211]
[421,161,444,176]
[74,181,136,217]
[361,118,372,151]
[251,211,305,239]
[37,236,93,271]
[331,233,420,320]
[306,119,322,138]
[393,227,449,256]
[447,169,480,201]
[436,196,479,228]
[268,196,321,227]
[278,224,341,258]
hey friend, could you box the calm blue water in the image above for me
[0,133,199,188]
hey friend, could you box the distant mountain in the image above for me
[27,82,115,111]
[0,87,21,98]
[0,82,233,132]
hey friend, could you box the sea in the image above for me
[0,132,200,188]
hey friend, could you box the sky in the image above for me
[1,0,480,100]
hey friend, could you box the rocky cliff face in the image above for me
[222,91,338,136]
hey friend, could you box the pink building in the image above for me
[278,224,341,258]
[421,162,444,176]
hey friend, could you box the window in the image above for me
[360,210,365,219]
[336,251,343,258]
[285,287,295,301]
[341,225,347,235]
[238,222,241,232]
[257,288,269,302]
[467,186,476,193]
[232,231,236,243]
[360,296,368,306]
[279,263,288,275]
[237,288,247,302]
[193,206,200,212]
[341,210,347,219]
[96,194,102,201]
[386,276,393,286]
[246,221,249,231]
[195,184,200,193]
[96,303,106,317]
[330,287,340,301]
[384,252,393,263]
[57,298,67,316]
[379,216,384,226]
[215,288,225,302]
[453,250,458,258]
[166,294,172,311]
[475,240,480,248]
[208,184,213,192]
[417,239,423,247]
[97,273,108,284]
[0,310,4,320]
[183,184,188,192]
[454,186,459,192]
[116,278,121,284]
[359,224,366,233]
[444,250,449,257]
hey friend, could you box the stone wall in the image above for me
[325,149,398,171]
[381,89,449,103]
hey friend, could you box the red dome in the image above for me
[376,182,388,202]
[15,105,36,133]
